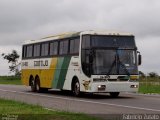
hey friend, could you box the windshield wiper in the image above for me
[107,50,130,76]
[117,58,130,76]
[117,50,130,76]
[107,55,116,75]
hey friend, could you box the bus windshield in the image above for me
[81,35,138,76]
[92,49,138,75]
[91,35,136,48]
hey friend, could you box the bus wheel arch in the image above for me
[71,76,80,96]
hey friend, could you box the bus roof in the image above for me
[23,30,133,45]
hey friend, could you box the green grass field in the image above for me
[139,77,160,94]
[0,98,98,120]
[139,84,160,94]
[0,76,21,85]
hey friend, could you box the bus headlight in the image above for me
[130,85,138,88]
[97,85,106,91]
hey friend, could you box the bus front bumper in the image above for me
[89,82,139,93]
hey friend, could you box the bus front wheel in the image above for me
[73,79,80,96]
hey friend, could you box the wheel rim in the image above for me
[36,82,40,91]
[74,82,80,95]
[31,78,35,91]
[35,77,40,92]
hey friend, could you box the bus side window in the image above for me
[26,45,33,58]
[59,40,69,55]
[70,38,80,54]
[50,41,58,56]
[41,43,49,56]
[22,46,26,58]
[33,44,40,57]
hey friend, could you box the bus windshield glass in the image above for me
[92,49,138,75]
[81,35,138,76]
[91,35,136,48]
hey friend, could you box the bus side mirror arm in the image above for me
[137,51,142,66]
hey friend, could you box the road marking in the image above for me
[0,88,160,112]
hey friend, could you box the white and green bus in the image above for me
[21,30,141,97]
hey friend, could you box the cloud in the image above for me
[137,36,160,74]
[0,0,160,75]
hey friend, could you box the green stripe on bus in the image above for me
[56,56,71,89]
[52,57,71,89]
[52,57,64,88]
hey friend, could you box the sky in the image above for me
[0,0,160,75]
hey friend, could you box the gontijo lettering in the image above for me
[34,60,48,66]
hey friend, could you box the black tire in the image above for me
[73,79,80,97]
[35,77,48,93]
[35,79,40,92]
[30,77,36,92]
[109,92,120,98]
[35,77,42,93]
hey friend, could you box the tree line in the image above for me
[139,71,159,79]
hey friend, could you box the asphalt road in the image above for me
[0,84,160,117]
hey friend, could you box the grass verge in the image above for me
[139,83,160,94]
[0,98,99,120]
[139,77,160,94]
[0,76,21,85]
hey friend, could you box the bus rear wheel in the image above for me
[35,80,41,92]
[35,77,48,93]
[109,92,120,98]
[35,77,44,93]
[30,77,36,92]
[73,79,80,97]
